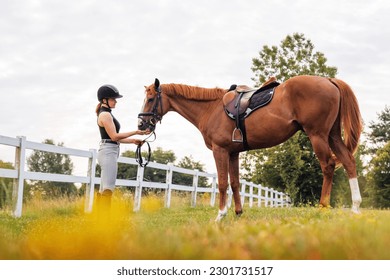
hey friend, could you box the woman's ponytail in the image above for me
[95,102,102,116]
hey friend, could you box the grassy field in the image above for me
[0,193,389,260]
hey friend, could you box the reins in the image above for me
[135,131,156,167]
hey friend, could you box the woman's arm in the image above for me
[98,112,148,142]
[118,138,144,145]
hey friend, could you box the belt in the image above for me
[100,139,119,145]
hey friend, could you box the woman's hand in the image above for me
[132,139,144,145]
[136,129,151,135]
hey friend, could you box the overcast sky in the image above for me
[1,0,389,175]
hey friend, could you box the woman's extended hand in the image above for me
[136,129,151,135]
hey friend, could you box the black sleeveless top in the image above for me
[98,106,120,140]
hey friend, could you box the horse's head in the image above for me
[138,78,164,132]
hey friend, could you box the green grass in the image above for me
[0,194,389,260]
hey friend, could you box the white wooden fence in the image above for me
[0,135,291,217]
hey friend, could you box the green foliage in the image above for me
[241,132,323,205]
[364,106,390,207]
[173,155,210,187]
[366,141,390,208]
[116,150,137,181]
[251,33,337,85]
[26,139,76,198]
[144,147,176,186]
[366,105,390,151]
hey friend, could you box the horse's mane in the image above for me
[162,84,226,101]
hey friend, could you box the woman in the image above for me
[95,84,149,212]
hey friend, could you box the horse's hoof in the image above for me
[319,204,332,210]
[215,207,228,222]
[351,205,361,214]
[235,210,243,217]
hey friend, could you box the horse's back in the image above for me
[283,75,338,92]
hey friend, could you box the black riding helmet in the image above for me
[97,84,123,101]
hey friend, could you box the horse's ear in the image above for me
[154,78,160,88]
[144,85,147,89]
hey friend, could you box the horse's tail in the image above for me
[329,78,363,156]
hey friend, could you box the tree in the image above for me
[364,106,390,207]
[241,130,324,205]
[365,141,390,208]
[173,155,210,187]
[242,32,354,205]
[116,150,138,181]
[251,33,337,86]
[26,139,75,198]
[142,147,176,184]
[366,105,390,151]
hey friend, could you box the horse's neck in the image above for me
[168,97,218,129]
[164,84,223,129]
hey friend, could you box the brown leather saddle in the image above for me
[223,77,280,148]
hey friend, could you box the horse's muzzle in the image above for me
[138,113,156,132]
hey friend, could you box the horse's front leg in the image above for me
[229,153,243,216]
[213,147,229,222]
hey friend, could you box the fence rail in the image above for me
[0,135,291,217]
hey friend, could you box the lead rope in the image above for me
[135,132,156,167]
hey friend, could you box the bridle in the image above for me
[137,84,163,132]
[136,84,163,167]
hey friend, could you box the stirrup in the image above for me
[232,128,243,142]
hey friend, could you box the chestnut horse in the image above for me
[138,75,363,221]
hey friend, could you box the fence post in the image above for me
[12,136,26,218]
[227,187,232,208]
[240,180,246,206]
[264,187,269,207]
[270,188,275,207]
[85,149,97,213]
[280,192,284,207]
[258,184,262,207]
[133,164,144,212]
[210,174,217,207]
[191,169,199,207]
[164,163,173,208]
[279,192,282,207]
[249,182,254,208]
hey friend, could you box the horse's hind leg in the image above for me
[329,124,361,213]
[308,134,336,208]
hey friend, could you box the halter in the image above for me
[136,84,163,167]
[137,84,163,132]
